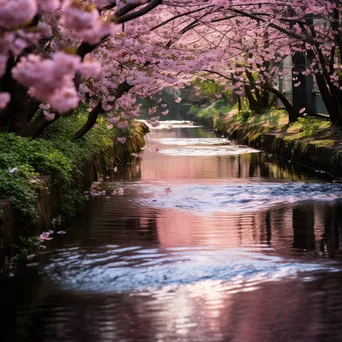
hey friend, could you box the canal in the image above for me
[2,122,342,341]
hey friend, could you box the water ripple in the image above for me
[137,182,342,213]
[155,138,232,146]
[42,247,339,293]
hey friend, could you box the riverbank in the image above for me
[215,109,342,178]
[0,112,148,266]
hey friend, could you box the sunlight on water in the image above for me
[135,182,342,213]
[42,246,339,293]
[152,137,260,156]
[139,120,201,129]
[154,138,232,146]
[158,147,260,156]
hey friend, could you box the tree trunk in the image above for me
[238,95,242,112]
[8,85,31,135]
[73,102,103,139]
[314,73,339,123]
[264,86,296,122]
[245,85,262,113]
[23,110,59,138]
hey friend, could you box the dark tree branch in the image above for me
[76,36,109,60]
[151,5,213,31]
[117,3,141,17]
[73,81,133,139]
[23,110,59,138]
[73,102,103,139]
[115,0,163,24]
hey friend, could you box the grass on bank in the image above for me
[215,106,342,150]
[0,109,141,224]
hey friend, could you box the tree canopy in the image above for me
[1,0,342,138]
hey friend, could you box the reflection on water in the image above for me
[2,124,342,342]
[136,182,342,212]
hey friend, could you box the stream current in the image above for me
[2,122,342,341]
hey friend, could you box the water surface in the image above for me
[2,122,342,342]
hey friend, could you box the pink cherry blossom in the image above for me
[61,1,99,31]
[43,110,55,121]
[117,137,127,144]
[39,103,50,110]
[116,187,124,195]
[49,86,79,113]
[0,92,10,109]
[53,52,81,76]
[0,0,37,29]
[40,231,53,241]
[0,0,342,137]
[38,0,60,13]
[37,22,53,37]
[108,116,120,124]
[79,60,102,78]
[117,121,128,129]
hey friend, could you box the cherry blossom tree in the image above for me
[190,1,342,122]
[0,0,167,137]
[2,0,342,139]
[144,1,294,119]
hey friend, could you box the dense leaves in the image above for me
[0,111,119,221]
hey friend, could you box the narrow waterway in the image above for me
[2,122,342,342]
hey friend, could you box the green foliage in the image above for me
[230,108,288,128]
[191,100,232,119]
[189,105,200,115]
[235,109,252,123]
[0,133,72,221]
[60,188,88,220]
[198,103,218,119]
[0,133,72,183]
[191,79,233,101]
[43,111,116,165]
[0,110,117,223]
[295,116,321,136]
[0,165,40,222]
[14,236,43,261]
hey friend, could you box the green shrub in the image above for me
[296,116,321,136]
[0,133,73,221]
[0,111,116,222]
[60,188,88,220]
[232,109,252,123]
[0,165,40,222]
[239,109,252,123]
[0,133,72,183]
[192,100,232,120]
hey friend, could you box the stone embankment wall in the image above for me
[220,126,342,177]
